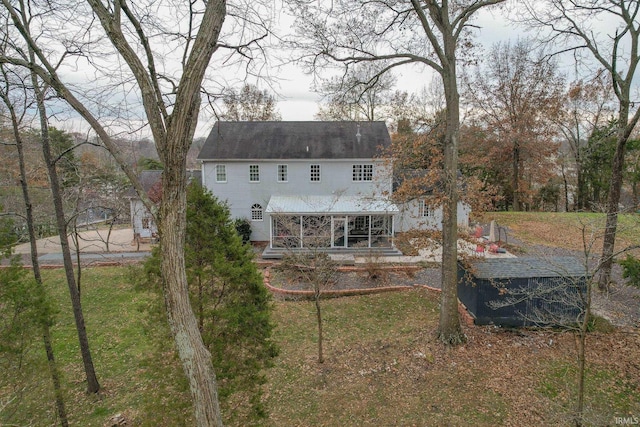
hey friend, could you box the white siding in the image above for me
[202,159,392,241]
[130,199,157,238]
[396,199,471,232]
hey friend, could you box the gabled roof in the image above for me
[197,121,391,160]
[125,170,201,200]
[466,257,587,279]
[125,170,162,198]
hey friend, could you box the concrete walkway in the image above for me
[11,228,515,266]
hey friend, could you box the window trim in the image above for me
[215,164,227,183]
[352,164,373,182]
[418,199,434,218]
[251,203,264,221]
[142,217,152,229]
[277,164,288,183]
[249,164,260,183]
[310,164,321,182]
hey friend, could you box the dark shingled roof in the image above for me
[197,121,391,160]
[465,257,587,280]
[125,170,162,198]
[125,170,201,198]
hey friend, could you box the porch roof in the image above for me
[265,195,399,215]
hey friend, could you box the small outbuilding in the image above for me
[457,257,589,327]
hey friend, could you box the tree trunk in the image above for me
[314,286,324,364]
[106,221,113,253]
[160,149,224,427]
[31,66,100,394]
[72,224,83,299]
[512,143,521,211]
[438,42,465,345]
[10,94,69,426]
[575,331,586,427]
[598,110,630,290]
[562,162,570,212]
[575,275,592,427]
[575,161,586,211]
[43,328,69,427]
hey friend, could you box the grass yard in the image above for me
[265,289,640,426]
[477,211,640,254]
[1,211,640,426]
[1,266,193,426]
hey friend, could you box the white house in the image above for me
[126,170,161,242]
[126,169,201,243]
[197,121,470,257]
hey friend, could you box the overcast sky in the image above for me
[48,3,626,139]
[273,6,517,122]
[271,4,627,124]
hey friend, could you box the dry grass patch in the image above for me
[476,212,640,254]
[265,289,640,426]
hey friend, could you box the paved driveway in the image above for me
[10,227,153,266]
[13,227,152,255]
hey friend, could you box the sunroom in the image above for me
[265,195,399,251]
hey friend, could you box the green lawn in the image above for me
[1,266,193,426]
[1,212,639,426]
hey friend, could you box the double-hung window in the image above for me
[418,199,434,218]
[278,164,288,182]
[215,164,226,182]
[310,164,320,182]
[249,164,260,182]
[352,164,373,181]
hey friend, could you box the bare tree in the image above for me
[25,39,101,394]
[0,62,68,426]
[520,1,640,289]
[314,63,397,122]
[289,0,505,345]
[219,83,281,121]
[0,1,273,424]
[275,214,338,364]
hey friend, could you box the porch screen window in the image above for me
[352,164,373,181]
[418,200,433,218]
[278,164,288,182]
[249,165,260,182]
[251,203,263,221]
[215,164,226,182]
[272,215,301,248]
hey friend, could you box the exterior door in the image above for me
[332,217,346,248]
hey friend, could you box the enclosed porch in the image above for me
[262,195,402,259]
